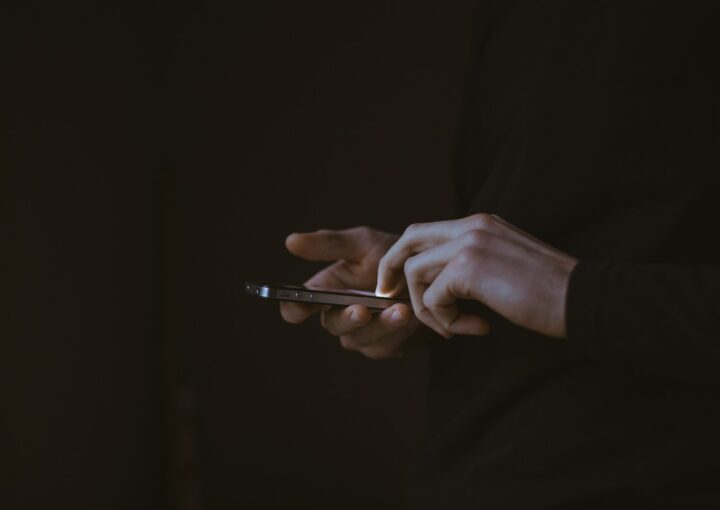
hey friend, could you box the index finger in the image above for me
[376,219,469,296]
[375,224,432,297]
[375,214,507,296]
[286,227,369,262]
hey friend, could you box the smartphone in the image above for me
[244,281,408,310]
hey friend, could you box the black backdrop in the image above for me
[2,1,476,508]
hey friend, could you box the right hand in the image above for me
[280,226,422,359]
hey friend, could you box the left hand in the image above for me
[375,213,579,339]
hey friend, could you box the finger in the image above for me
[356,311,421,359]
[286,227,369,262]
[403,229,497,281]
[280,301,327,323]
[376,216,492,297]
[405,256,450,339]
[404,241,462,285]
[341,303,413,347]
[407,277,451,339]
[375,223,449,297]
[422,264,490,336]
[279,262,350,323]
[320,304,371,336]
[303,261,349,289]
[403,237,490,338]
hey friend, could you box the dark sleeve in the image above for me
[450,2,507,216]
[565,259,720,385]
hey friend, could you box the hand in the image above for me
[376,214,578,339]
[281,226,422,359]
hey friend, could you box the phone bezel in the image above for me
[243,281,408,310]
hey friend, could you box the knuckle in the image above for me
[321,229,341,245]
[455,246,482,266]
[470,212,494,229]
[469,212,495,231]
[463,228,491,246]
[339,336,360,351]
[417,306,435,322]
[351,225,372,238]
[333,260,351,274]
[423,290,439,310]
[403,255,418,277]
[404,222,422,236]
[443,321,458,335]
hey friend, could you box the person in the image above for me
[280,2,720,508]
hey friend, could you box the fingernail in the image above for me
[350,310,364,324]
[285,233,299,249]
[391,310,408,324]
[291,312,307,323]
[375,284,392,297]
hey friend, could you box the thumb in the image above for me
[285,228,366,262]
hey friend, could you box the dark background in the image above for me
[1,1,477,508]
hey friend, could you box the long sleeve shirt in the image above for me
[406,2,720,508]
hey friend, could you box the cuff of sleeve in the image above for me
[564,258,613,358]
